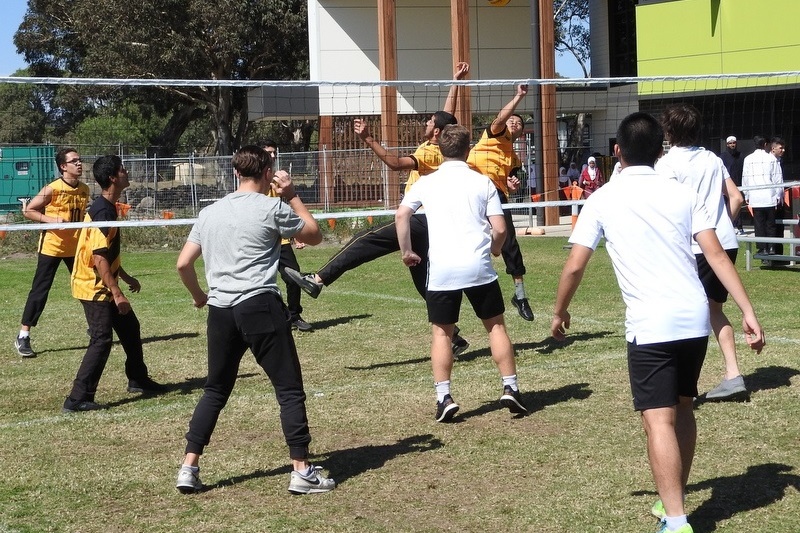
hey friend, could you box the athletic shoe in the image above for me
[435,394,459,422]
[651,499,666,520]
[176,466,202,494]
[288,465,336,494]
[499,385,528,414]
[15,335,36,358]
[452,334,470,358]
[62,399,105,413]
[127,377,169,394]
[705,375,747,400]
[510,296,534,321]
[655,519,693,533]
[291,316,313,332]
[284,267,322,299]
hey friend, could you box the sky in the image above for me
[0,0,583,78]
[0,0,27,76]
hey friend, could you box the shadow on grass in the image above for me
[103,373,260,408]
[35,331,200,356]
[202,433,443,491]
[688,463,800,531]
[346,330,618,370]
[455,382,592,422]
[695,365,799,406]
[306,313,372,331]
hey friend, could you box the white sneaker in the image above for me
[176,466,202,494]
[288,465,335,494]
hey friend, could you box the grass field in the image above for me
[0,234,798,532]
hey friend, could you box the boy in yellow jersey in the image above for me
[64,155,165,412]
[16,148,90,357]
[285,62,472,354]
[467,84,534,322]
[262,140,312,331]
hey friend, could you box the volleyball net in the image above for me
[0,72,799,234]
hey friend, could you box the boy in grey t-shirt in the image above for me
[174,145,335,495]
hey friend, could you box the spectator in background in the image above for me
[720,136,744,234]
[770,137,787,258]
[579,156,604,198]
[262,140,312,332]
[742,135,783,264]
[566,161,580,184]
[16,148,90,358]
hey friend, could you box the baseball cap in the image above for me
[726,136,737,143]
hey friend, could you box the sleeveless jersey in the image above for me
[38,178,91,257]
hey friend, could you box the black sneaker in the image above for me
[284,267,323,299]
[15,335,36,358]
[510,296,534,321]
[452,334,469,358]
[499,385,528,414]
[435,394,459,422]
[291,316,313,332]
[62,399,105,413]
[127,377,169,394]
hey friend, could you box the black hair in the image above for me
[432,111,457,131]
[616,112,664,167]
[92,155,123,190]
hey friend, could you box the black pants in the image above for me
[499,191,526,278]
[317,215,430,298]
[278,243,303,318]
[184,293,311,460]
[67,300,149,403]
[21,254,74,327]
[752,206,777,254]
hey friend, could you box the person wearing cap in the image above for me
[721,135,744,234]
[579,156,604,198]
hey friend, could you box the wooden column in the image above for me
[378,0,400,207]
[539,0,559,225]
[318,115,333,207]
[450,0,471,133]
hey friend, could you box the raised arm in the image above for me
[271,170,322,245]
[354,118,416,171]
[489,84,528,136]
[443,62,470,116]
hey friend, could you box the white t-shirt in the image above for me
[401,160,503,291]
[569,166,713,344]
[656,146,737,253]
[741,149,783,208]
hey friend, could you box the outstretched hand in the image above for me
[454,62,469,80]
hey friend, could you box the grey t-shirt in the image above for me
[188,191,304,307]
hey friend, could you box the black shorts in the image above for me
[426,279,505,325]
[695,249,737,303]
[627,336,708,411]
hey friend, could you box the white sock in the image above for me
[502,375,518,391]
[514,280,526,300]
[182,465,199,473]
[18,330,30,338]
[434,380,451,402]
[664,515,688,531]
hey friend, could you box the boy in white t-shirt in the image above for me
[551,112,764,533]
[396,125,527,422]
[656,104,748,400]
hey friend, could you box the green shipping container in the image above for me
[0,145,56,212]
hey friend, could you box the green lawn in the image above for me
[0,236,798,532]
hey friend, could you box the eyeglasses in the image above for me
[66,158,83,164]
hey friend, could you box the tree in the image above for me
[554,0,590,77]
[0,70,49,143]
[15,0,310,155]
[553,0,590,165]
